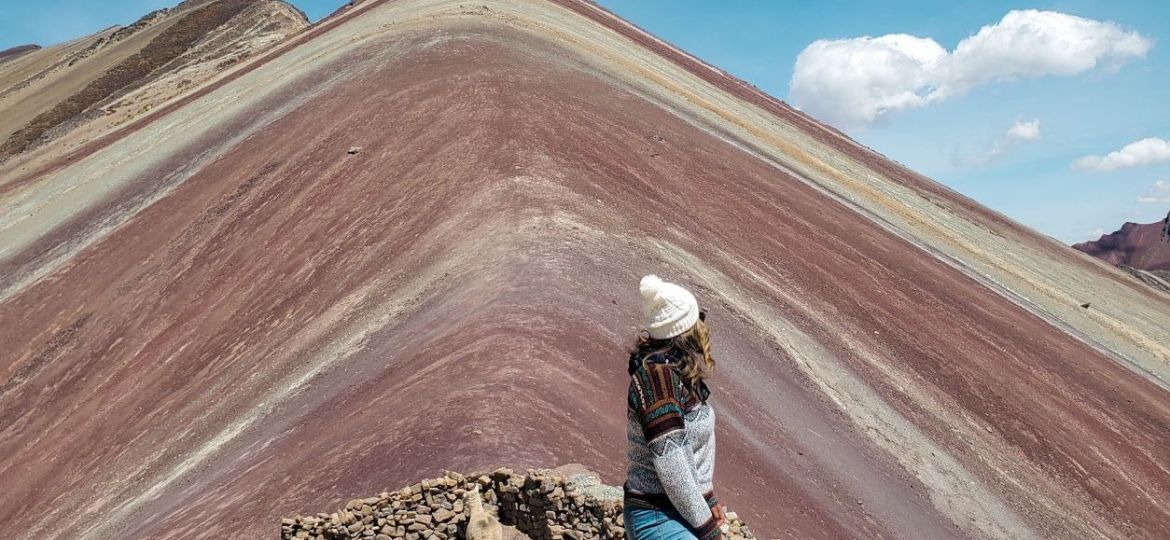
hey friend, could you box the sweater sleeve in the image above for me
[630,363,720,539]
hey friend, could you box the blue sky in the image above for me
[2,1,1168,243]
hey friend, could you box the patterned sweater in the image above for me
[624,350,719,540]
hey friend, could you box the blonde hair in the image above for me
[632,319,715,395]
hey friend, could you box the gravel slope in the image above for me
[1,1,1168,539]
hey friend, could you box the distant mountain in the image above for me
[0,0,307,162]
[1073,220,1170,271]
[0,45,41,64]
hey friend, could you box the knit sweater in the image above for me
[624,350,719,540]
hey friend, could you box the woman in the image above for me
[624,274,725,540]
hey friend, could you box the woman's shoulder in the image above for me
[628,350,679,376]
[628,351,712,405]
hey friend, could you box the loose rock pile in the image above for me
[281,466,755,540]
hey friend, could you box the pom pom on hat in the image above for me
[640,274,664,301]
[639,274,700,339]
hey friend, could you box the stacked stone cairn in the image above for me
[280,466,756,540]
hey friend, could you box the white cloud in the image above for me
[1088,227,1108,238]
[1007,118,1041,141]
[789,34,947,128]
[954,117,1041,166]
[789,10,1153,129]
[1137,180,1170,204]
[1073,138,1170,171]
[944,10,1153,90]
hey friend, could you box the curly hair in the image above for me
[631,318,715,395]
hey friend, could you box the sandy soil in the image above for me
[1,1,1168,539]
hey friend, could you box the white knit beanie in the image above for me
[640,274,700,339]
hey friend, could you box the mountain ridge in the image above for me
[1,1,1169,539]
[1073,219,1170,271]
[0,45,41,64]
[0,0,308,163]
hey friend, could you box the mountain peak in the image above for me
[1074,219,1170,271]
[3,1,1170,539]
[0,44,41,64]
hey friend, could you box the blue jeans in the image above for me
[623,505,697,540]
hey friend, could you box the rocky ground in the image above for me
[281,466,754,540]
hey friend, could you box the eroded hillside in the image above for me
[2,1,1169,539]
[0,0,307,164]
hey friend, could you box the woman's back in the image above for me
[623,275,723,540]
